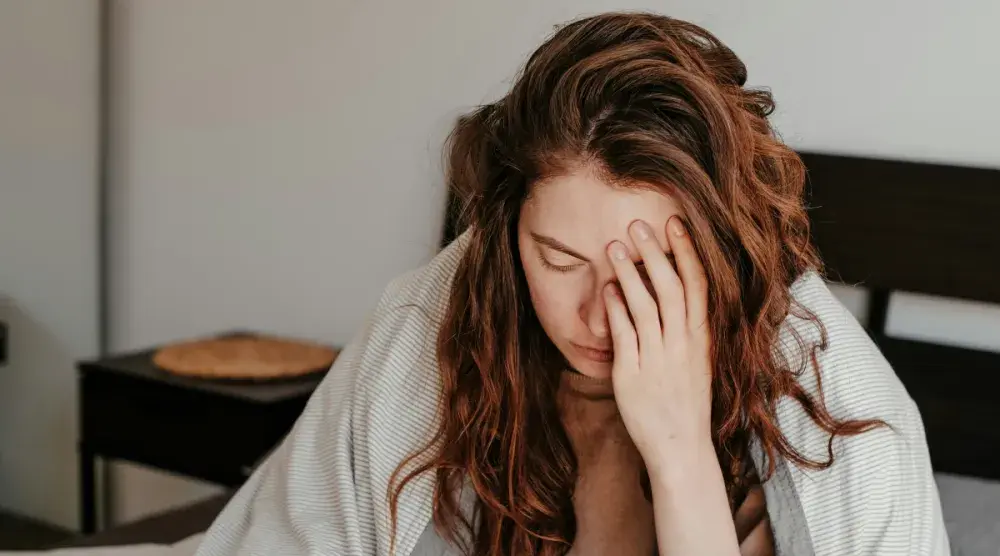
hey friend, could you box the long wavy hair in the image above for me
[390,11,881,556]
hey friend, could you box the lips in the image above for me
[573,343,614,362]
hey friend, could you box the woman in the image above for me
[195,12,948,556]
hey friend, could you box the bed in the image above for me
[802,151,1000,555]
[55,152,999,553]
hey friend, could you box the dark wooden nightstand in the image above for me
[76,335,331,534]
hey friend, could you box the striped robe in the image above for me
[193,233,951,555]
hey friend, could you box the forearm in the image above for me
[647,442,741,556]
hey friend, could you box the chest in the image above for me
[559,388,658,555]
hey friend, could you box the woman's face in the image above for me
[517,168,685,379]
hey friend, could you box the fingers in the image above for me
[666,216,709,332]
[603,282,638,371]
[606,241,661,349]
[606,216,708,344]
[628,220,684,335]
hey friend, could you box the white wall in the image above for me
[109,0,1000,522]
[0,0,100,530]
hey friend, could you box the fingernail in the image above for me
[609,242,628,260]
[670,218,686,237]
[631,220,650,241]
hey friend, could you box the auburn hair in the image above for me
[390,11,881,555]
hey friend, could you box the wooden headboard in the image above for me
[802,151,1000,481]
[439,152,1000,480]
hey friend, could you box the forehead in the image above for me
[521,170,683,249]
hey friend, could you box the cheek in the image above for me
[523,268,583,332]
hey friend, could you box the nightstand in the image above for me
[76,335,331,533]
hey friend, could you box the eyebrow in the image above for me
[530,231,676,266]
[530,232,590,262]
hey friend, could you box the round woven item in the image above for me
[152,335,338,381]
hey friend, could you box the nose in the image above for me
[580,285,610,340]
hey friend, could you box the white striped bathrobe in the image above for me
[193,233,950,555]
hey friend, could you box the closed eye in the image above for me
[538,252,582,273]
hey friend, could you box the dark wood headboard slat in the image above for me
[802,152,1000,305]
[877,336,1000,479]
[802,151,1000,481]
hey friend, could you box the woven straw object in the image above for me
[152,334,338,381]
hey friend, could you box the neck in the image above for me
[560,369,615,400]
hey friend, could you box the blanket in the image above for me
[187,232,951,555]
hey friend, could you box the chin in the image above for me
[568,358,613,379]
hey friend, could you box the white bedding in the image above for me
[935,473,1000,556]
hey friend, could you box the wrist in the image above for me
[645,437,720,488]
[645,438,741,556]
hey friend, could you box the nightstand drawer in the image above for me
[80,371,305,485]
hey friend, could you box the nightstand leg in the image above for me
[80,444,97,534]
